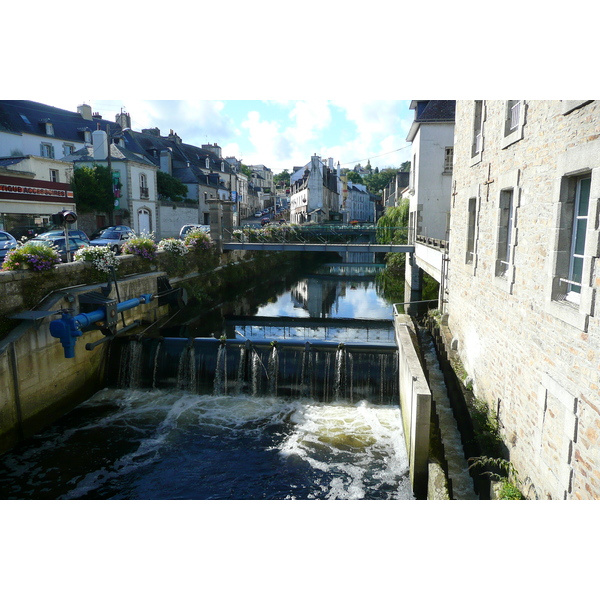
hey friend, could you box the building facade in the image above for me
[406,100,456,243]
[290,156,340,224]
[446,100,600,499]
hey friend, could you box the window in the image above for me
[40,143,54,158]
[205,157,210,169]
[140,173,149,198]
[471,101,484,164]
[49,169,59,182]
[45,122,54,136]
[496,189,514,278]
[553,175,590,304]
[502,100,526,148]
[63,143,75,156]
[466,197,477,264]
[546,144,600,331]
[443,147,453,174]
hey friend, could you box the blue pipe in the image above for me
[50,294,153,358]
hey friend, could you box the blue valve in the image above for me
[50,294,153,358]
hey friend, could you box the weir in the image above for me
[108,337,399,404]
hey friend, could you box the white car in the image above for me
[0,230,18,262]
[254,212,263,218]
[89,230,132,253]
[179,224,210,239]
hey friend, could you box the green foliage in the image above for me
[362,168,400,195]
[1,240,61,272]
[273,169,290,186]
[468,456,524,500]
[157,170,189,202]
[71,165,114,214]
[346,171,363,184]
[376,199,409,244]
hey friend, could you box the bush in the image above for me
[1,240,61,272]
[157,238,189,256]
[73,245,119,275]
[121,232,157,261]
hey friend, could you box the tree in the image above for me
[362,168,398,195]
[274,169,290,187]
[346,171,363,184]
[71,164,114,215]
[157,170,189,202]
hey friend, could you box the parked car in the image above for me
[254,212,263,218]
[0,230,18,262]
[179,224,210,240]
[37,229,90,243]
[261,217,271,226]
[9,225,47,241]
[90,225,134,240]
[28,237,89,262]
[89,230,132,253]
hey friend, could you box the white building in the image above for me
[290,156,340,224]
[406,100,456,243]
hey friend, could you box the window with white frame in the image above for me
[466,197,477,264]
[63,143,75,156]
[471,101,484,162]
[553,175,590,305]
[45,122,54,136]
[140,173,149,198]
[502,100,526,148]
[546,144,600,331]
[495,188,515,278]
[205,157,210,169]
[49,169,59,183]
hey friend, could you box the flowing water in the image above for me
[0,262,415,500]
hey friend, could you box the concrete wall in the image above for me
[394,313,431,498]
[447,100,600,499]
[0,271,168,454]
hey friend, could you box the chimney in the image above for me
[92,129,108,160]
[160,149,172,175]
[115,111,132,129]
[328,157,334,170]
[77,103,93,120]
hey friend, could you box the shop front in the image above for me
[0,174,75,239]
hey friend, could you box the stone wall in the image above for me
[447,100,600,499]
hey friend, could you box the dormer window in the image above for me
[84,131,91,143]
[205,157,210,169]
[45,122,54,136]
[221,161,225,172]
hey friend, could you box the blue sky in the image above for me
[34,99,415,175]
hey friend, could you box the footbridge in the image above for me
[219,224,414,254]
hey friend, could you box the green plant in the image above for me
[121,231,157,261]
[157,237,189,256]
[1,240,61,272]
[468,456,523,500]
[73,245,118,274]
[184,228,214,251]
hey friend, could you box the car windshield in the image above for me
[100,232,120,239]
[0,233,11,241]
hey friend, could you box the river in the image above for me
[0,261,415,500]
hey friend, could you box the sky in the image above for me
[32,99,415,175]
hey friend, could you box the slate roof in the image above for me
[406,100,456,142]
[61,143,157,167]
[0,100,122,141]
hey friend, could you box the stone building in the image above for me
[446,100,600,499]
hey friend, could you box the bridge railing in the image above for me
[224,224,410,246]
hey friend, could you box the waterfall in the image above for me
[267,345,279,396]
[177,343,196,392]
[334,346,347,401]
[118,339,143,388]
[214,344,227,395]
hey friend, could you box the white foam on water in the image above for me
[278,401,413,499]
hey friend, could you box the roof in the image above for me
[0,100,123,141]
[61,143,157,167]
[406,100,456,142]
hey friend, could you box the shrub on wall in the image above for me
[73,245,119,275]
[1,240,61,272]
[121,232,157,261]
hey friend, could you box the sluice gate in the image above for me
[108,337,399,404]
